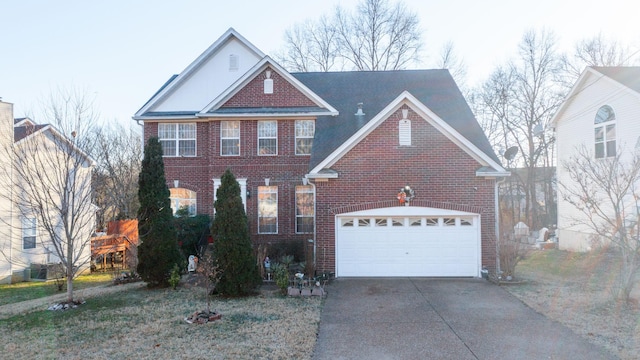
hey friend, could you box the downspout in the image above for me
[304,175,317,274]
[495,176,507,278]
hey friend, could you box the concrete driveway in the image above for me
[312,278,616,360]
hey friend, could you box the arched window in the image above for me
[170,188,196,216]
[594,105,616,158]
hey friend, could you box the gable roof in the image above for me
[198,57,338,117]
[551,66,640,127]
[292,70,502,171]
[14,124,95,166]
[134,28,265,118]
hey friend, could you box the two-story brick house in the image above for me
[134,28,508,277]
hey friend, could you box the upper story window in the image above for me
[295,120,314,155]
[22,217,36,249]
[594,105,616,159]
[221,121,240,156]
[170,188,196,216]
[258,186,278,234]
[158,123,196,157]
[258,120,277,155]
[295,185,314,234]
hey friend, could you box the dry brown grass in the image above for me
[0,282,322,360]
[505,248,640,360]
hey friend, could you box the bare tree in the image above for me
[561,146,640,302]
[275,15,341,72]
[91,123,141,229]
[0,88,97,303]
[278,0,423,72]
[559,32,639,86]
[435,41,467,90]
[477,29,563,229]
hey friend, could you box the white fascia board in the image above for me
[476,169,511,178]
[135,28,265,117]
[309,91,507,175]
[13,118,35,127]
[197,111,334,119]
[132,115,198,121]
[306,172,339,179]
[198,56,339,116]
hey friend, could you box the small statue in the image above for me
[188,255,198,273]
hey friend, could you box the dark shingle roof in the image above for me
[14,124,47,142]
[592,67,640,93]
[292,70,500,169]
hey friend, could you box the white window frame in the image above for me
[594,105,616,159]
[158,123,196,157]
[258,186,278,234]
[170,188,197,216]
[22,217,36,249]
[221,121,240,156]
[258,120,278,155]
[295,120,315,155]
[213,178,247,213]
[295,185,314,234]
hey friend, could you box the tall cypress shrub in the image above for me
[211,169,260,296]
[137,137,182,287]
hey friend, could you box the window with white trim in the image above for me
[221,121,240,156]
[22,217,36,249]
[295,120,314,155]
[594,105,616,159]
[295,185,314,233]
[158,123,196,157]
[170,188,196,216]
[213,178,247,212]
[258,186,278,234]
[258,120,277,155]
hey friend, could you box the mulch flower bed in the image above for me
[184,310,222,324]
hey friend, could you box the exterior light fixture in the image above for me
[264,178,270,186]
[174,180,179,188]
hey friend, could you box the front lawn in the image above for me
[0,273,113,306]
[505,248,640,360]
[0,285,322,359]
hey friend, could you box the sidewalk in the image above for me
[0,281,145,319]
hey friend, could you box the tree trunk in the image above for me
[66,275,74,303]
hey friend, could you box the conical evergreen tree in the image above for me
[211,169,261,296]
[137,137,182,287]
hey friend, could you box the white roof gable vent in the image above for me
[399,108,411,146]
[264,70,273,94]
[229,54,239,71]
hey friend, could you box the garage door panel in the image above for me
[337,212,480,277]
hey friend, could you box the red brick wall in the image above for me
[313,106,497,274]
[221,68,317,108]
[143,119,312,246]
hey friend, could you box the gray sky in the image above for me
[1,0,638,126]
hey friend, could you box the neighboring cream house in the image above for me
[553,67,640,251]
[0,100,94,284]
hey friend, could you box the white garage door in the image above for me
[336,207,480,277]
